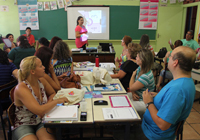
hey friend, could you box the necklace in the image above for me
[25,80,42,104]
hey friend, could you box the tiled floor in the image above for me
[1,94,200,140]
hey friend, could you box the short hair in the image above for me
[34,47,53,74]
[17,35,32,48]
[123,35,132,46]
[49,36,62,50]
[172,47,196,72]
[77,16,83,25]
[139,34,150,49]
[174,40,183,48]
[38,37,50,47]
[6,33,13,39]
[138,49,154,74]
[128,43,142,59]
[188,30,194,36]
[18,56,38,82]
[0,48,9,65]
[26,27,31,31]
[53,40,71,60]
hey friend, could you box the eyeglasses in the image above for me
[186,33,192,36]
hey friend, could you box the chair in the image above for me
[9,86,16,103]
[7,103,16,140]
[161,64,171,87]
[0,79,17,140]
[175,120,185,140]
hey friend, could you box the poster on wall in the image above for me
[139,0,159,30]
[196,18,200,44]
[17,0,39,30]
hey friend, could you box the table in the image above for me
[43,98,94,140]
[191,68,200,103]
[92,95,141,140]
[72,51,115,63]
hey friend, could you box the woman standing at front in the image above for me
[75,16,88,50]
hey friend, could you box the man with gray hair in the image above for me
[169,30,199,51]
[142,46,196,140]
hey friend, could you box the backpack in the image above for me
[156,47,167,58]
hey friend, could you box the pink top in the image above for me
[13,80,47,130]
[75,25,88,48]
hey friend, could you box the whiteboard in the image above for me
[67,7,109,40]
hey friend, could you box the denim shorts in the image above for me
[12,123,44,140]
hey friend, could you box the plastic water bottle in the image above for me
[95,55,99,67]
[96,67,100,84]
[109,46,112,53]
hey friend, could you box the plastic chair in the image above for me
[175,120,185,140]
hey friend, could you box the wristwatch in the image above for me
[146,102,154,109]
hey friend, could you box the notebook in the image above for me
[44,105,78,121]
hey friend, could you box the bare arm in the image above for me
[143,89,171,131]
[76,31,81,38]
[110,70,126,79]
[164,51,170,66]
[8,59,13,63]
[71,61,74,73]
[43,64,61,91]
[14,83,68,117]
[12,69,18,79]
[35,41,39,50]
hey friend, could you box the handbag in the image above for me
[57,72,81,89]
[53,88,84,105]
[75,71,94,85]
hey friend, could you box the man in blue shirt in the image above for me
[142,46,196,140]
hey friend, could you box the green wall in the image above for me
[0,0,199,58]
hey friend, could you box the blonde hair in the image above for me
[138,49,154,75]
[18,56,38,82]
[128,43,142,59]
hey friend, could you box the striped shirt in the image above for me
[135,66,155,100]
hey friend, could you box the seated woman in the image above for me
[115,35,132,68]
[52,40,73,76]
[49,36,62,50]
[13,56,68,140]
[35,47,61,91]
[8,35,35,68]
[129,49,155,117]
[111,43,141,91]
[156,40,183,90]
[35,37,50,50]
[3,33,17,53]
[0,49,18,86]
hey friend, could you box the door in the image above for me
[156,6,183,52]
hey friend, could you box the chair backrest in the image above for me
[9,86,16,103]
[0,79,18,100]
[175,120,185,140]
[7,102,16,126]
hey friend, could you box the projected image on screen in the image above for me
[67,7,109,40]
[78,10,102,33]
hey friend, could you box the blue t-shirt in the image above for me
[0,62,17,86]
[142,77,195,140]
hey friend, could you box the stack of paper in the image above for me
[44,105,78,121]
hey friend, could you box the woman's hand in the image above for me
[132,92,140,101]
[11,42,16,49]
[49,64,54,74]
[86,42,89,46]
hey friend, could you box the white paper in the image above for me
[3,38,12,47]
[37,2,43,11]
[169,39,172,44]
[170,0,176,4]
[44,105,78,121]
[102,108,138,120]
[0,5,9,12]
[50,1,57,10]
[111,96,129,107]
[161,0,168,3]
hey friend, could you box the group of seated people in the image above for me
[0,27,198,140]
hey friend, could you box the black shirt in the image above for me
[120,60,138,91]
